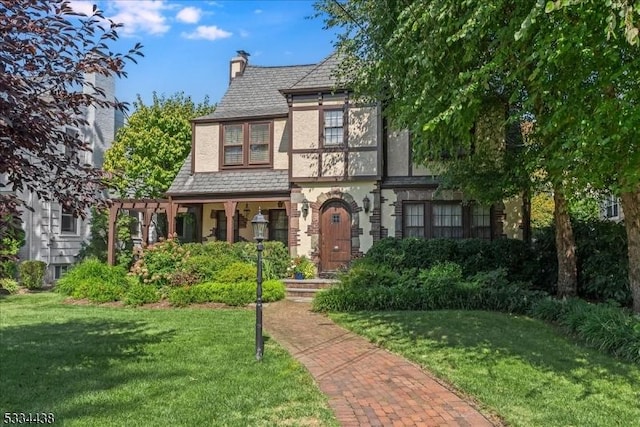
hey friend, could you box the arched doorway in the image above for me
[320,200,352,272]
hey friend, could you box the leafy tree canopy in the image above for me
[104,92,214,198]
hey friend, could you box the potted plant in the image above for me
[290,256,314,280]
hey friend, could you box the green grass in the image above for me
[330,310,640,427]
[0,293,338,427]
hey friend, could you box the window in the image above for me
[64,127,79,160]
[432,204,463,239]
[215,210,240,242]
[54,265,70,280]
[323,110,344,145]
[403,203,425,237]
[471,205,492,239]
[61,206,77,233]
[222,122,271,167]
[604,195,620,219]
[402,201,492,240]
[269,209,288,247]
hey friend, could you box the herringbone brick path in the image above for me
[264,300,497,427]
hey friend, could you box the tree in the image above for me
[104,92,214,198]
[316,1,640,310]
[0,0,142,261]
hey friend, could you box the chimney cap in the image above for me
[236,50,250,58]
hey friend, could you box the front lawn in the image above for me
[330,310,640,427]
[0,293,338,426]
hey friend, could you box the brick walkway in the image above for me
[264,300,497,427]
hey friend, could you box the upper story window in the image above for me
[222,122,271,168]
[60,206,77,234]
[604,194,620,219]
[323,109,344,146]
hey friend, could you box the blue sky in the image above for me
[70,0,338,110]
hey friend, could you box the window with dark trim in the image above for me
[402,201,492,240]
[604,195,620,218]
[215,210,239,242]
[470,205,492,239]
[268,209,288,247]
[222,122,271,167]
[61,206,77,234]
[323,109,344,146]
[54,265,70,280]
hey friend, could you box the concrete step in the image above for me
[283,279,339,301]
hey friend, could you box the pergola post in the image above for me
[168,199,179,238]
[142,209,154,246]
[107,205,118,266]
[224,200,237,243]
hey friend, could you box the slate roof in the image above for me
[195,64,315,122]
[167,153,290,196]
[288,52,342,91]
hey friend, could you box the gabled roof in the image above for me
[167,152,290,195]
[195,64,315,122]
[287,52,342,92]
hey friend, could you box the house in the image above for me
[115,51,525,273]
[602,194,624,222]
[15,72,121,281]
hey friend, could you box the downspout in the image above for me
[48,194,53,275]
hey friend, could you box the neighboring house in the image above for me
[153,51,524,274]
[16,73,121,281]
[602,194,624,222]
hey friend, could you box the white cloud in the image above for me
[181,25,232,41]
[108,0,170,36]
[68,1,96,16]
[176,6,201,24]
[254,9,263,14]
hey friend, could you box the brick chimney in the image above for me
[229,50,249,84]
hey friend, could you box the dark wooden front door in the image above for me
[320,201,351,271]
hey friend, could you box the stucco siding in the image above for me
[387,130,409,176]
[348,106,377,148]
[273,118,289,170]
[348,151,378,176]
[292,110,319,149]
[194,123,219,172]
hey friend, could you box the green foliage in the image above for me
[170,280,286,307]
[123,281,160,306]
[0,261,17,279]
[77,208,136,266]
[530,298,640,364]
[56,258,129,303]
[19,261,46,290]
[364,237,536,282]
[289,255,317,279]
[131,239,189,287]
[531,192,555,229]
[216,262,257,284]
[533,219,630,304]
[233,241,290,279]
[338,261,400,289]
[0,278,19,294]
[104,92,215,198]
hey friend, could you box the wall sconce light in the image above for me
[243,203,250,217]
[209,210,216,219]
[362,195,371,213]
[301,198,309,219]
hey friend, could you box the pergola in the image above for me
[106,198,184,265]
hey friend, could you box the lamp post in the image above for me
[251,208,268,361]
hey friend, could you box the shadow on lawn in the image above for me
[349,311,640,388]
[0,318,181,420]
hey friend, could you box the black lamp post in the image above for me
[251,208,268,361]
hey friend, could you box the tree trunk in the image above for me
[620,188,640,314]
[553,185,578,297]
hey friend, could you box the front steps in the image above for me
[283,278,338,302]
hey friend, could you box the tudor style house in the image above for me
[165,51,524,273]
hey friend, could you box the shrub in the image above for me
[289,255,316,279]
[533,219,630,304]
[233,241,290,279]
[19,260,47,289]
[0,278,19,294]
[182,254,232,282]
[56,258,129,303]
[0,261,17,279]
[168,286,193,307]
[172,279,286,307]
[338,261,400,289]
[130,239,189,287]
[216,262,257,283]
[124,282,160,306]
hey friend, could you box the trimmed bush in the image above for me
[19,260,46,289]
[0,278,19,294]
[0,261,17,279]
[170,279,286,307]
[56,258,129,303]
[338,261,400,289]
[216,262,257,283]
[182,254,231,282]
[233,241,290,279]
[124,281,160,306]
